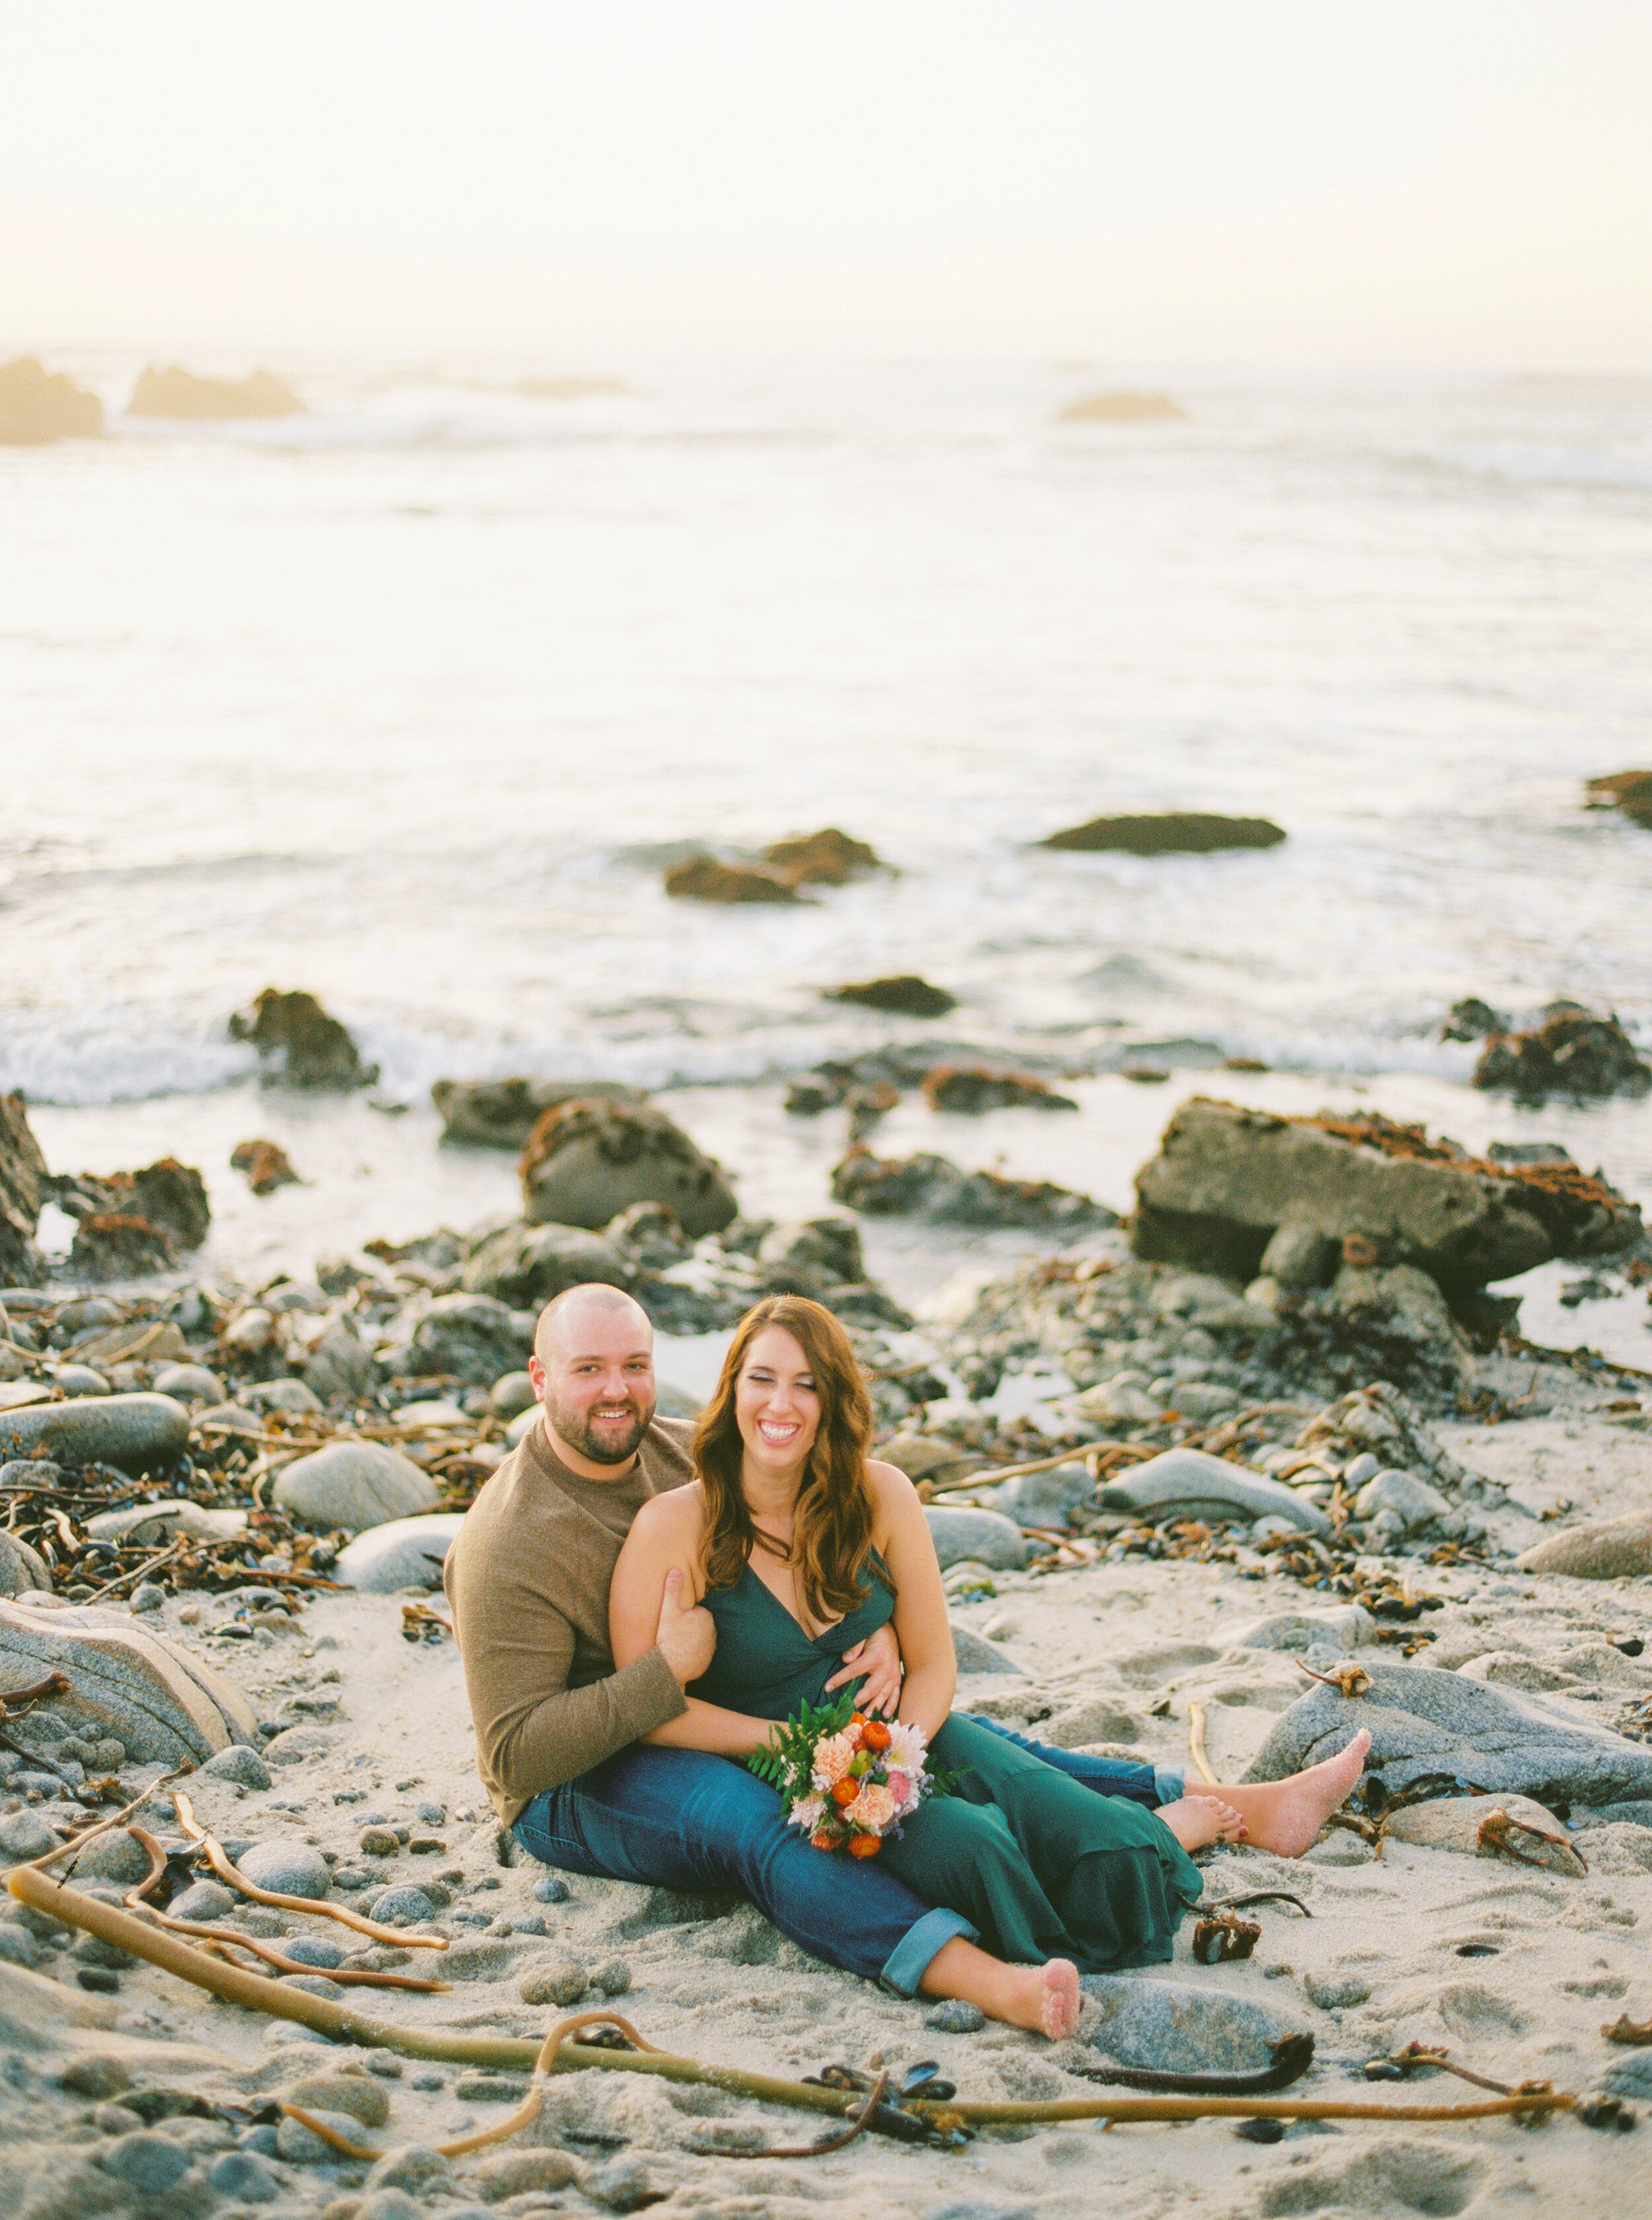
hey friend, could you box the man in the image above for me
[444,1282,979,1998]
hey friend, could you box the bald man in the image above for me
[443,1283,981,1997]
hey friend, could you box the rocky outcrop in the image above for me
[831,1144,1113,1230]
[461,1221,631,1306]
[378,1292,529,1386]
[663,856,799,903]
[0,1597,257,1763]
[0,357,102,443]
[43,1158,210,1282]
[432,1076,643,1149]
[759,828,880,885]
[67,1214,176,1280]
[1246,1661,1652,1809]
[521,1099,736,1239]
[1132,1097,1640,1292]
[0,1393,190,1475]
[921,1066,1078,1114]
[824,975,955,1018]
[1057,390,1187,424]
[1585,768,1652,829]
[0,1093,48,1287]
[128,365,304,418]
[229,988,377,1088]
[1473,1010,1650,1101]
[1042,813,1285,855]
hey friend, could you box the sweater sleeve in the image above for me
[449,1555,688,1815]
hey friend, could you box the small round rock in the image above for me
[925,1998,985,2033]
[237,1839,332,1900]
[591,1956,631,1997]
[360,1826,401,1857]
[286,2071,391,2128]
[518,1956,589,2007]
[276,2106,365,2162]
[101,2133,192,2193]
[367,1886,435,1927]
[130,1582,167,1613]
[531,1874,570,1904]
[202,1742,274,1790]
[168,1879,237,1921]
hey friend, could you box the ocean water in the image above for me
[4,355,1651,1343]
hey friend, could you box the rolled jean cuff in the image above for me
[1154,1766,1185,1805]
[880,1906,977,1997]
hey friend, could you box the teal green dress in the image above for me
[690,1560,1204,1972]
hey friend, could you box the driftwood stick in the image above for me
[2,1871,1577,2131]
[1187,1699,1219,1785]
[173,1791,445,1950]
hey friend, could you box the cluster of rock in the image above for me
[0,357,307,445]
[1,1095,213,1288]
[1443,997,1651,1100]
[663,826,881,903]
[127,365,305,419]
[831,1142,1114,1232]
[228,987,378,1089]
[0,355,103,443]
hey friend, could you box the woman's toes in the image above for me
[1040,1958,1081,2041]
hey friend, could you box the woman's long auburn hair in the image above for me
[691,1295,876,1624]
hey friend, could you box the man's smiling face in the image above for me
[529,1289,657,1469]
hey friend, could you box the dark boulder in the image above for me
[521,1099,737,1239]
[663,856,799,904]
[825,975,956,1018]
[1473,1010,1650,1101]
[1132,1097,1640,1293]
[922,1065,1078,1114]
[760,827,880,885]
[1439,996,1506,1042]
[0,1092,48,1287]
[45,1159,209,1253]
[831,1146,1113,1231]
[128,365,304,419]
[230,1138,301,1194]
[0,356,102,443]
[1585,768,1652,829]
[68,1214,177,1280]
[461,1222,632,1306]
[229,988,377,1088]
[0,1392,190,1474]
[1041,813,1286,855]
[432,1076,644,1149]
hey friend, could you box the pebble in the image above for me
[1517,1510,1652,1580]
[0,1391,191,1476]
[367,1886,435,1927]
[244,1377,324,1415]
[415,1800,445,1824]
[1303,1970,1372,2009]
[284,1937,348,1969]
[282,1972,345,1997]
[441,1937,514,1981]
[1098,1447,1333,1536]
[237,1839,334,1900]
[202,1742,273,1790]
[1353,1467,1451,1534]
[519,1955,589,2006]
[591,1956,632,1995]
[278,2106,366,2161]
[54,2053,133,2098]
[0,1810,61,1859]
[67,1828,150,1885]
[168,1879,237,1921]
[130,1582,166,1612]
[362,2144,455,2194]
[207,2147,283,2202]
[925,1999,985,2032]
[470,2149,583,2198]
[360,1826,402,1857]
[287,2071,392,2128]
[531,1874,570,1904]
[356,2193,424,2220]
[453,2070,528,2102]
[152,1362,225,1404]
[101,2131,192,2193]
[332,1511,466,1594]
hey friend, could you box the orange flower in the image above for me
[848,1713,866,1734]
[831,1778,860,1807]
[860,1719,891,1752]
[811,1828,837,1851]
[848,1834,882,1859]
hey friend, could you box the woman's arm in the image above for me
[609,1493,774,1759]
[868,1461,957,1739]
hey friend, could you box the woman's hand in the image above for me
[825,1618,903,1717]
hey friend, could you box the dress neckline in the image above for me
[733,1557,889,1650]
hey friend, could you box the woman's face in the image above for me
[733,1324,821,1487]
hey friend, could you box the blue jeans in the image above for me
[511,1716,1180,1993]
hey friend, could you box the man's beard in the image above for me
[543,1390,654,1466]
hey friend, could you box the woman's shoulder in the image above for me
[865,1455,921,1502]
[629,1477,708,1545]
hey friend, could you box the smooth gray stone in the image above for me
[202,1742,272,1789]
[1230,1604,1375,1653]
[67,1828,149,1884]
[169,1879,237,1921]
[991,1462,1094,1528]
[924,1506,1028,1571]
[272,1440,438,1534]
[950,1621,1028,1675]
[1244,1661,1652,1806]
[237,1839,332,1900]
[277,2107,364,2162]
[0,1391,190,1475]
[364,2145,455,2195]
[334,1512,466,1593]
[0,1593,258,1763]
[283,1937,346,1968]
[207,2148,282,2202]
[506,1405,541,1448]
[151,1362,224,1404]
[48,1365,110,1397]
[244,1377,324,1415]
[101,2131,192,2192]
[1080,1973,1298,2073]
[1599,2050,1652,2100]
[369,1886,435,1927]
[263,1724,331,1765]
[385,1292,529,1388]
[1098,1448,1332,1536]
[490,1369,536,1418]
[925,1998,986,2032]
[0,1808,59,1860]
[0,1530,51,1598]
[441,1937,514,1981]
[1354,1467,1451,1532]
[1573,1798,1652,1831]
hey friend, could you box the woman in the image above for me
[611,1296,1369,2039]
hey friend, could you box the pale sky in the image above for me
[4,1,1649,365]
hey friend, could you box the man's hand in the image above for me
[655,1568,715,1688]
[825,1618,903,1716]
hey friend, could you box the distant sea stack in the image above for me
[128,365,305,420]
[0,357,103,443]
[1042,813,1286,856]
[1057,389,1187,424]
[1585,770,1652,829]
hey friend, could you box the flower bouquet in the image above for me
[748,1691,950,1857]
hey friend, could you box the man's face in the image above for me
[529,1308,657,1466]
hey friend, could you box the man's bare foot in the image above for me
[1039,1958,1081,2040]
[1217,1728,1372,1857]
[1158,1795,1249,1852]
[980,1958,1082,2039]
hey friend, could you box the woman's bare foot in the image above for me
[1197,1729,1372,1858]
[1158,1795,1249,1852]
[1039,1958,1081,2040]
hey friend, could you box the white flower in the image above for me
[789,1793,825,1834]
[885,1720,928,1775]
